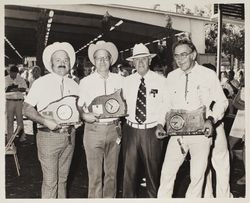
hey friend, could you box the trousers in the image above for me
[83,122,120,198]
[204,123,231,197]
[122,124,163,198]
[37,130,75,198]
[158,135,211,198]
[6,100,24,141]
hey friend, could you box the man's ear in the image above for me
[148,57,152,65]
[191,51,197,61]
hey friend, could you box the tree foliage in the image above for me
[205,23,244,61]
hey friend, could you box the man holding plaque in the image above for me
[23,42,79,198]
[156,39,228,198]
[78,40,124,198]
[122,43,167,198]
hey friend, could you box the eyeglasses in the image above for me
[174,51,192,60]
[94,56,110,62]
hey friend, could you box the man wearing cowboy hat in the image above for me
[23,42,79,198]
[122,43,167,198]
[78,40,123,198]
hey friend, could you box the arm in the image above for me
[208,73,229,123]
[22,102,59,130]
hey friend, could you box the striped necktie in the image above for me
[135,77,146,124]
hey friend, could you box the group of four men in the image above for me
[22,38,228,198]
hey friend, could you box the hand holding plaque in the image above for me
[88,89,128,119]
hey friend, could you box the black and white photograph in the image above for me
[2,0,248,201]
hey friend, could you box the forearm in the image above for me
[22,102,45,125]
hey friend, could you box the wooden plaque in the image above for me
[39,95,80,126]
[88,89,128,118]
[166,106,206,136]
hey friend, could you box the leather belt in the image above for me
[126,120,157,129]
[38,127,71,134]
[6,99,23,101]
[93,119,119,126]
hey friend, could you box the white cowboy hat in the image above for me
[88,40,118,66]
[42,42,75,73]
[126,43,156,61]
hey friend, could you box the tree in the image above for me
[205,23,244,62]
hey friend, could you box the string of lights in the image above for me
[76,20,124,53]
[44,10,54,46]
[119,36,167,54]
[5,37,23,59]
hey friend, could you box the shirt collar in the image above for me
[50,72,69,81]
[135,69,152,81]
[179,61,198,76]
[94,70,111,79]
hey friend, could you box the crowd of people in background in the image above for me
[5,37,245,198]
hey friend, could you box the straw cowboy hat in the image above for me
[42,42,76,73]
[88,40,118,66]
[126,43,156,61]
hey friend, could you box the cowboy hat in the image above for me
[88,40,118,66]
[126,43,156,61]
[42,42,75,73]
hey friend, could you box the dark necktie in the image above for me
[135,77,146,124]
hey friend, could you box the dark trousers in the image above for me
[122,123,163,198]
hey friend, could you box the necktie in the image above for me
[60,78,64,97]
[135,77,146,124]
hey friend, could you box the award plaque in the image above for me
[166,106,206,136]
[88,89,128,118]
[39,95,80,126]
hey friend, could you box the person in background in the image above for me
[156,39,228,198]
[5,65,28,143]
[23,42,79,198]
[122,43,167,198]
[78,40,123,198]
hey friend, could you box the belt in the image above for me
[6,99,23,101]
[93,119,119,126]
[38,127,71,134]
[126,120,157,129]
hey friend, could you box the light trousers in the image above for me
[6,100,24,141]
[204,123,231,198]
[158,135,211,198]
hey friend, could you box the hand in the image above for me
[82,112,100,123]
[155,124,168,139]
[43,118,60,130]
[203,119,214,138]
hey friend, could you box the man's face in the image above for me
[51,50,71,76]
[133,56,151,77]
[174,44,196,73]
[9,71,17,79]
[94,49,112,73]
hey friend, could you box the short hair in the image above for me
[172,39,197,53]
[9,65,19,73]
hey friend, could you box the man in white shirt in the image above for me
[5,65,27,142]
[122,43,167,198]
[22,42,79,198]
[156,39,228,198]
[78,41,123,198]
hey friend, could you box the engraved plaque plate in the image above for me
[166,106,206,136]
[39,95,80,126]
[88,89,128,118]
